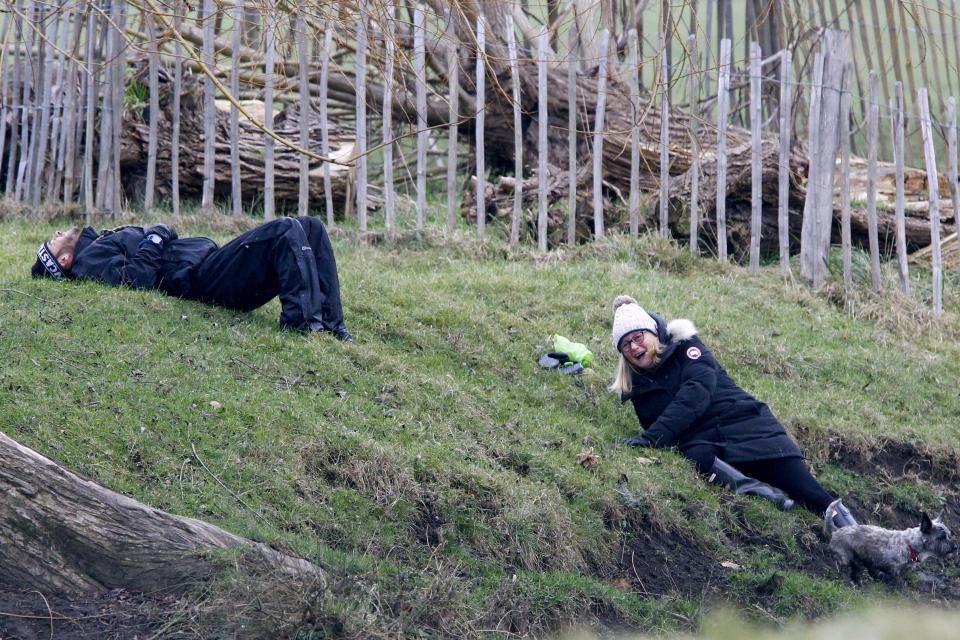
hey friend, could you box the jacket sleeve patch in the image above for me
[685,346,702,360]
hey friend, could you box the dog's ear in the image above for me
[921,512,934,534]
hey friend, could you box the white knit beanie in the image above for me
[611,295,657,351]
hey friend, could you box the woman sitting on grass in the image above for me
[610,294,857,527]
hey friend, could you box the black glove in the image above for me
[145,224,178,245]
[623,434,654,448]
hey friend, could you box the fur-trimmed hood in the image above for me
[666,318,697,342]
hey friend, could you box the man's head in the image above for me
[32,227,82,280]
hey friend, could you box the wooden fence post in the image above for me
[201,0,216,212]
[6,0,23,198]
[715,38,731,261]
[171,1,183,216]
[414,4,427,230]
[297,14,311,217]
[892,82,910,294]
[537,26,549,251]
[918,87,943,315]
[658,32,669,239]
[229,0,242,216]
[866,70,882,292]
[476,15,486,239]
[110,1,127,215]
[777,49,792,274]
[445,15,459,233]
[94,3,113,212]
[839,63,853,289]
[592,28,610,239]
[81,4,95,218]
[263,3,276,221]
[506,15,521,245]
[384,4,396,236]
[144,10,160,211]
[566,24,577,245]
[687,33,699,255]
[0,11,10,192]
[749,40,761,271]
[320,22,333,225]
[30,5,57,205]
[628,29,640,237]
[948,96,959,259]
[356,4,368,232]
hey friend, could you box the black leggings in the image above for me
[684,445,834,514]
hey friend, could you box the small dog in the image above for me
[824,498,957,583]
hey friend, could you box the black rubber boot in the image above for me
[708,459,795,511]
[830,499,858,528]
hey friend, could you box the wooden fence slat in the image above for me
[415,4,427,230]
[63,9,83,203]
[948,96,959,260]
[81,5,95,218]
[110,1,128,215]
[320,22,333,226]
[476,15,486,239]
[18,0,37,203]
[658,33,669,239]
[5,1,22,197]
[144,11,160,211]
[31,5,58,205]
[566,24,577,245]
[263,3,276,221]
[49,7,74,201]
[687,33,699,255]
[800,51,824,282]
[749,41,761,271]
[918,87,943,315]
[171,1,183,217]
[201,0,216,212]
[892,82,910,294]
[385,4,396,236]
[18,0,38,204]
[628,29,639,237]
[777,49,792,275]
[715,38,731,261]
[229,0,242,216]
[592,28,610,239]
[866,70,882,292]
[357,4,369,231]
[0,10,10,190]
[839,63,853,289]
[506,15,521,245]
[537,26,548,252]
[444,11,459,233]
[297,15,311,217]
[94,6,113,211]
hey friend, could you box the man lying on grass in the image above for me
[32,216,352,340]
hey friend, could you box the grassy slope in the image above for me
[2,217,960,637]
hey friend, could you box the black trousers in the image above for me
[683,445,834,514]
[189,216,345,332]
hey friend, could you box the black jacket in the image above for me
[622,314,803,462]
[70,226,216,297]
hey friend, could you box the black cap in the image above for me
[33,242,65,280]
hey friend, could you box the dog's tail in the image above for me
[823,498,843,537]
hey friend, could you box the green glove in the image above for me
[552,334,594,367]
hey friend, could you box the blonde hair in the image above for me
[608,339,665,395]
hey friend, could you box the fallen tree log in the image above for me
[121,67,363,215]
[0,431,321,596]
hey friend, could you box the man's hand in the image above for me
[145,224,178,245]
[623,434,654,448]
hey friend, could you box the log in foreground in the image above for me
[0,431,321,597]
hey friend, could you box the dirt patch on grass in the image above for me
[0,586,179,640]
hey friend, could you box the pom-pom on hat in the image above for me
[611,295,657,351]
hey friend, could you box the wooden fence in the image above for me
[0,2,959,314]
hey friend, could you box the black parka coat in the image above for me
[622,314,803,463]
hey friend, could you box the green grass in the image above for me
[2,214,960,637]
